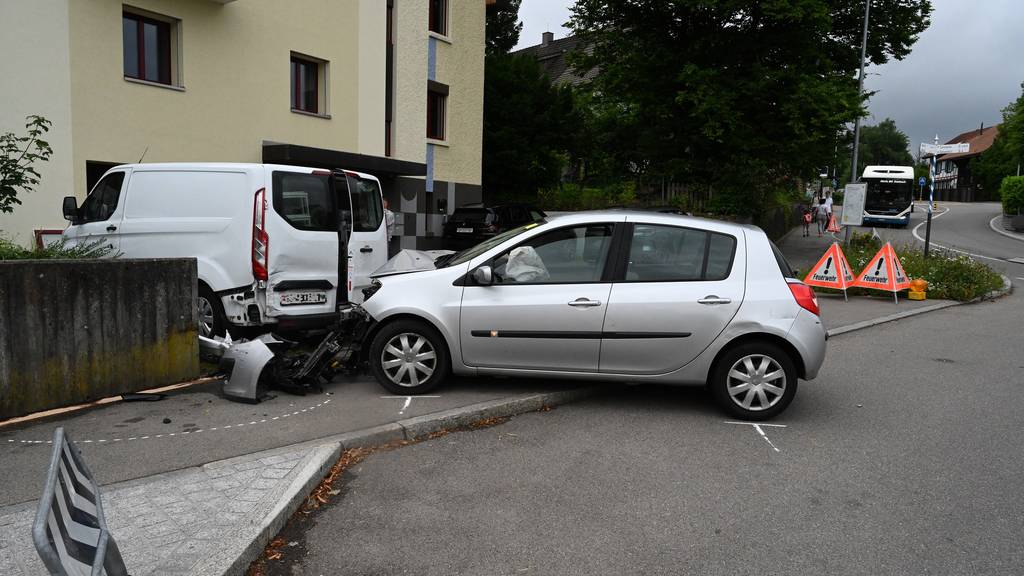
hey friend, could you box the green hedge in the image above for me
[1001,176,1024,215]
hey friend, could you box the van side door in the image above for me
[65,169,130,251]
[344,172,388,302]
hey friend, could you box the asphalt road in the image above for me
[276,205,1024,576]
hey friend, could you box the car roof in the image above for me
[544,210,756,236]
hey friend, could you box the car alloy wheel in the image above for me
[198,296,216,338]
[380,333,437,388]
[726,354,787,412]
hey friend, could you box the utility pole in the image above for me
[845,0,871,246]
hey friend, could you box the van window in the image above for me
[347,176,384,232]
[80,172,125,223]
[272,172,336,231]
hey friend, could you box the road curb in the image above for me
[826,274,1013,338]
[223,442,341,576]
[989,214,1024,243]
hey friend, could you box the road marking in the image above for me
[724,421,786,452]
[1,399,331,446]
[380,395,442,415]
[912,206,1016,263]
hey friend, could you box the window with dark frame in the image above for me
[291,55,321,114]
[427,81,448,140]
[122,10,173,85]
[428,0,448,35]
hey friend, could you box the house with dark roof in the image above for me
[512,32,597,86]
[929,124,1001,202]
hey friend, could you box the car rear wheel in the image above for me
[710,341,797,421]
[369,320,450,394]
[198,285,228,338]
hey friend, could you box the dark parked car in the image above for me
[443,204,546,250]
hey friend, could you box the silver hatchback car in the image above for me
[360,212,826,420]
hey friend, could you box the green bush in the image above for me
[0,237,118,260]
[538,181,638,211]
[820,234,1004,301]
[1000,176,1024,215]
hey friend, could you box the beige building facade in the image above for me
[0,0,485,249]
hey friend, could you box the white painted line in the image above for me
[989,214,1024,244]
[399,396,412,415]
[911,207,1008,263]
[379,396,443,398]
[724,421,784,452]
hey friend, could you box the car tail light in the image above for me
[788,281,819,316]
[486,223,498,233]
[252,188,269,281]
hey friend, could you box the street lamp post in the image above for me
[846,0,871,246]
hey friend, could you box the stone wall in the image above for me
[0,259,199,419]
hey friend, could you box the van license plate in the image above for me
[456,227,473,233]
[280,292,327,306]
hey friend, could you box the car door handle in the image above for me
[106,225,117,232]
[360,246,373,253]
[568,298,602,308]
[698,296,731,305]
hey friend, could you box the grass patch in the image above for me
[0,237,118,260]
[818,233,1004,301]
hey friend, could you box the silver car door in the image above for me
[460,223,616,372]
[599,223,744,375]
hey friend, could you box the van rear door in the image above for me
[343,171,388,303]
[264,168,340,322]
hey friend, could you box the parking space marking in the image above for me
[724,421,787,452]
[2,399,331,446]
[380,395,442,415]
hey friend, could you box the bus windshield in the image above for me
[864,178,912,211]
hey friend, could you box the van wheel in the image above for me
[710,341,797,421]
[198,285,228,338]
[369,320,450,395]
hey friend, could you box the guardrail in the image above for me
[32,427,128,576]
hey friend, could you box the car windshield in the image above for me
[438,221,545,268]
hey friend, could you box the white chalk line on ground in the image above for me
[2,399,332,446]
[724,421,787,452]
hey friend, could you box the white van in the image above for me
[62,163,388,336]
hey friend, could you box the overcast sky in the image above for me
[514,0,1024,156]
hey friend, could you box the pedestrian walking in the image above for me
[815,198,829,236]
[801,206,813,237]
[824,191,834,218]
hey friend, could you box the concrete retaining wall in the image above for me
[0,259,199,420]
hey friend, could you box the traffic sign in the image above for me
[918,176,926,187]
[841,183,866,227]
[919,142,969,155]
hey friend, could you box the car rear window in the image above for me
[770,241,796,278]
[272,171,336,232]
[451,208,491,223]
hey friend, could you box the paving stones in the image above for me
[0,444,338,576]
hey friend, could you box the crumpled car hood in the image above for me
[370,249,455,278]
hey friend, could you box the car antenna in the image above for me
[137,146,149,163]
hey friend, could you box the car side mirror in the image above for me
[62,196,79,223]
[471,266,493,285]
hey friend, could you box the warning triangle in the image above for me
[804,243,855,290]
[854,242,911,292]
[826,214,842,233]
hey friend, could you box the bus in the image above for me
[860,165,915,228]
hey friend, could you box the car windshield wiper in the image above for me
[433,252,458,268]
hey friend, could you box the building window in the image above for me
[429,0,448,36]
[427,81,448,140]
[122,9,177,85]
[291,54,328,115]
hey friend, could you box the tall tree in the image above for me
[569,0,933,214]
[483,54,581,200]
[973,81,1024,195]
[486,0,523,56]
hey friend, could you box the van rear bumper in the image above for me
[273,312,340,332]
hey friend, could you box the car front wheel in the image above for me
[710,342,797,421]
[369,320,450,395]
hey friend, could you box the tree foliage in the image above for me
[483,54,582,200]
[569,0,932,215]
[486,0,523,56]
[1,115,53,215]
[972,82,1024,195]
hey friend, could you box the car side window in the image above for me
[625,224,736,282]
[348,176,384,232]
[491,224,614,284]
[272,171,336,231]
[529,209,545,221]
[79,172,126,223]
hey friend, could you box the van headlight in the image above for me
[362,278,382,301]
